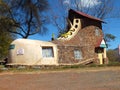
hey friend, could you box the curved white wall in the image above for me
[8,39,58,65]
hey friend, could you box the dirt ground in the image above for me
[0,67,120,90]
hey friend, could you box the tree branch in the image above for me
[7,29,24,37]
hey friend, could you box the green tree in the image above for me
[0,0,16,59]
[0,17,16,60]
[1,0,49,38]
[107,48,120,62]
[0,31,14,59]
[107,49,116,61]
[104,33,116,46]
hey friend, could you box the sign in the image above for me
[9,44,15,50]
[100,39,107,48]
[17,48,24,55]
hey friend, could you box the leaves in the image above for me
[104,33,116,42]
[107,49,120,62]
[0,31,14,59]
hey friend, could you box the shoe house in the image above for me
[7,9,108,66]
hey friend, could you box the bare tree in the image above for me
[0,0,49,38]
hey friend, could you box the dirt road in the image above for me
[0,67,120,90]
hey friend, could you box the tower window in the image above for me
[75,25,78,28]
[76,20,79,23]
[95,27,100,36]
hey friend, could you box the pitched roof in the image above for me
[69,9,104,23]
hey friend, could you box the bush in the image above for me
[107,61,120,66]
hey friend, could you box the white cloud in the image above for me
[80,0,101,8]
[63,0,101,9]
[63,0,70,5]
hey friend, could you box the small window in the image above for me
[74,50,82,59]
[9,44,15,50]
[42,47,54,58]
[76,20,79,23]
[75,25,78,28]
[95,28,100,36]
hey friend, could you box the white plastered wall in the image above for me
[8,39,58,65]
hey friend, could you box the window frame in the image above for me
[42,47,54,58]
[74,49,83,60]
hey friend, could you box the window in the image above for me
[75,25,78,28]
[76,20,79,23]
[42,47,54,58]
[74,50,82,59]
[95,28,100,36]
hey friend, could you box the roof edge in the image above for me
[69,9,106,23]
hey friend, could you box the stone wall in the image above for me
[53,26,103,64]
[57,45,97,64]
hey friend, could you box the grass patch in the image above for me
[59,61,120,70]
[8,67,41,73]
[63,65,85,69]
[0,65,5,68]
[0,61,120,73]
[107,61,120,66]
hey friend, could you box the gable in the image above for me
[100,39,107,48]
[96,38,107,48]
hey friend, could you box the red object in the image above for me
[69,9,104,23]
[95,38,103,47]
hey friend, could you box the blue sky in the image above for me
[28,0,120,49]
[103,18,120,49]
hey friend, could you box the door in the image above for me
[98,53,103,64]
[95,47,104,65]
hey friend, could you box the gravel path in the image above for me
[0,67,120,90]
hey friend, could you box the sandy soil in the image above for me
[0,67,120,90]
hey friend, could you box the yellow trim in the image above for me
[98,53,103,64]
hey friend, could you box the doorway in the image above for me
[95,47,104,64]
